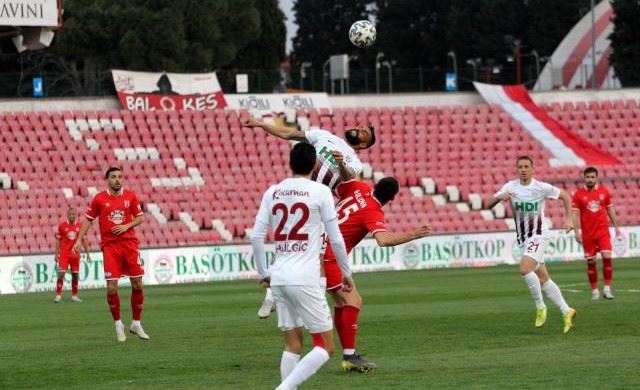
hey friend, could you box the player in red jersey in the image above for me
[53,206,90,303]
[73,167,148,342]
[572,167,621,300]
[324,153,431,372]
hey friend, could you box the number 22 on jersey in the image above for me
[272,202,310,241]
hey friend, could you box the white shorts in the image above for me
[271,283,333,334]
[519,235,549,264]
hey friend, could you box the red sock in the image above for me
[107,292,121,321]
[587,259,598,289]
[56,278,63,295]
[334,306,344,329]
[602,256,613,286]
[338,305,360,351]
[131,289,144,321]
[71,278,79,296]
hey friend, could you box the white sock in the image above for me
[115,319,123,327]
[276,347,329,390]
[542,279,570,314]
[131,320,141,328]
[280,351,300,381]
[522,272,545,309]
[343,348,355,356]
[265,287,273,302]
[603,285,611,293]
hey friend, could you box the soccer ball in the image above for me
[349,20,376,48]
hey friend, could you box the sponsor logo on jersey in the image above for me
[514,201,538,212]
[354,189,367,209]
[272,188,310,200]
[109,210,125,224]
[318,146,337,165]
[587,200,601,212]
[67,231,77,240]
[11,263,34,293]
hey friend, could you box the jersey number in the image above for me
[526,242,540,253]
[336,196,359,224]
[272,203,310,241]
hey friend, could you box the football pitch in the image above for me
[2,259,639,389]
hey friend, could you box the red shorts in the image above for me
[324,260,343,292]
[103,240,144,280]
[582,232,612,258]
[58,253,80,273]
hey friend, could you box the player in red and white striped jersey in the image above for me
[73,167,148,342]
[571,166,621,300]
[488,156,576,334]
[53,206,90,303]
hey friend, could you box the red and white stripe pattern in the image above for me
[474,82,620,167]
[534,0,620,90]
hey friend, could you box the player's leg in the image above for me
[281,327,303,381]
[536,265,576,334]
[599,234,614,299]
[582,236,600,299]
[70,255,82,302]
[103,244,125,341]
[129,276,149,340]
[276,285,334,390]
[54,268,66,303]
[519,245,547,327]
[332,287,375,372]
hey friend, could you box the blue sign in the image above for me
[33,77,44,97]
[445,72,458,92]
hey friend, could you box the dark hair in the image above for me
[105,166,122,179]
[289,143,317,175]
[367,126,376,148]
[373,177,399,205]
[516,155,534,166]
[583,166,598,176]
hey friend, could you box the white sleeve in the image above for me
[319,187,351,278]
[542,182,561,199]
[494,182,511,198]
[324,218,351,278]
[250,219,270,279]
[255,188,272,224]
[345,153,363,175]
[304,129,323,144]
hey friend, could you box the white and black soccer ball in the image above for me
[349,20,376,48]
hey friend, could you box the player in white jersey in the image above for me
[251,142,353,390]
[487,156,577,334]
[243,117,374,190]
[245,117,374,318]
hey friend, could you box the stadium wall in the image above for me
[2,88,640,112]
[2,227,639,295]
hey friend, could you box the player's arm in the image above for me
[72,219,92,254]
[81,236,91,262]
[374,225,431,247]
[487,192,512,209]
[571,209,582,243]
[243,117,307,142]
[606,206,622,235]
[332,151,357,181]
[250,220,270,286]
[324,218,354,291]
[54,234,61,263]
[558,189,574,232]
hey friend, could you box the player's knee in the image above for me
[587,258,597,266]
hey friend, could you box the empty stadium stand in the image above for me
[1,99,639,255]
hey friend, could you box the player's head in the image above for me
[345,126,376,150]
[67,206,77,222]
[289,142,317,175]
[105,167,123,192]
[373,177,399,206]
[583,166,598,189]
[516,156,534,182]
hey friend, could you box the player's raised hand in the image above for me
[414,224,432,238]
[243,117,263,128]
[332,150,345,165]
[342,276,355,292]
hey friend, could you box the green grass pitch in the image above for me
[1,259,639,389]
